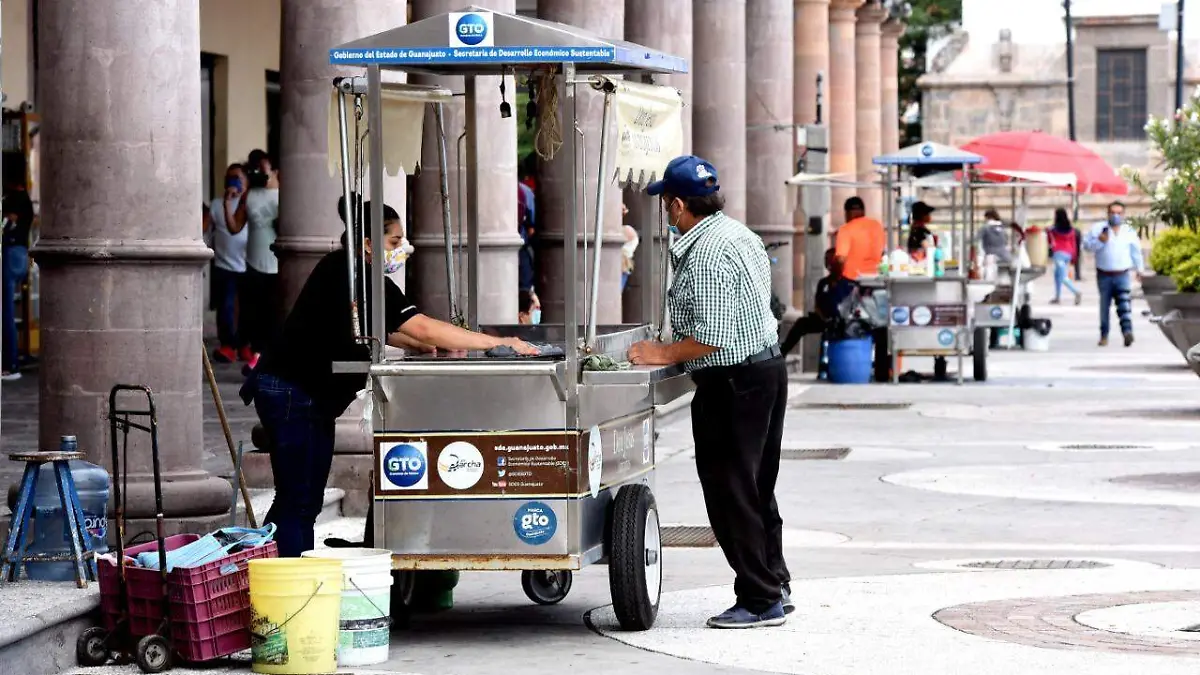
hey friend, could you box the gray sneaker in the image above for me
[706,602,787,629]
[782,587,795,615]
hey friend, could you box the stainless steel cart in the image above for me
[329,7,689,631]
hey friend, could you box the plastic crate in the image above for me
[166,541,278,663]
[98,534,200,637]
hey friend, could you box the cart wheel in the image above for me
[76,627,109,667]
[521,570,573,605]
[973,327,989,382]
[608,483,661,631]
[134,635,172,674]
[933,357,948,381]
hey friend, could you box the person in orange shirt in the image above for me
[835,197,886,280]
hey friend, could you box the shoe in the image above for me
[213,346,237,363]
[1124,333,1134,347]
[0,371,20,382]
[237,346,255,363]
[1049,298,1061,305]
[706,602,787,629]
[1075,294,1083,306]
[1098,337,1108,347]
[782,587,795,615]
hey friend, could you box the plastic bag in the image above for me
[136,524,276,571]
[356,386,374,436]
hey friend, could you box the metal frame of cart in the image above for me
[328,6,690,630]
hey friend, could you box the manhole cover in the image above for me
[782,447,851,460]
[791,402,912,411]
[660,525,718,548]
[960,559,1111,570]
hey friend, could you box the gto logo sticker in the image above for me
[513,501,556,545]
[380,442,428,490]
[450,12,494,48]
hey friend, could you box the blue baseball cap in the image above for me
[646,155,720,198]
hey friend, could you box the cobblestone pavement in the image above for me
[42,278,1200,674]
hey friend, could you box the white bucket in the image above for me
[301,548,394,666]
[1024,330,1051,352]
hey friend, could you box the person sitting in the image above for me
[518,288,541,325]
[835,196,885,280]
[780,249,856,356]
[907,201,938,261]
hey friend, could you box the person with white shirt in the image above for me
[229,152,280,370]
[211,163,250,363]
[1083,200,1144,347]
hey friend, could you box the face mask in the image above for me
[666,201,682,236]
[530,308,542,325]
[383,247,407,275]
[1109,214,1122,226]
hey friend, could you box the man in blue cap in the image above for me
[628,155,791,629]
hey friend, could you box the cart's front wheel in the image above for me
[609,483,662,631]
[973,327,989,382]
[134,635,172,674]
[521,570,573,605]
[76,627,109,667]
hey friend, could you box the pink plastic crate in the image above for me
[98,534,200,637]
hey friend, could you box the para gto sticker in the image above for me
[513,501,556,545]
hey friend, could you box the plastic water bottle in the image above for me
[26,437,111,581]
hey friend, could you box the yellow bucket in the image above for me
[249,558,344,674]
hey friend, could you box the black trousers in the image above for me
[690,357,791,613]
[242,268,280,354]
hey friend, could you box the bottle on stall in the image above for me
[26,435,111,581]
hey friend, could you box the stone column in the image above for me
[693,0,748,222]
[828,0,864,228]
[880,18,905,155]
[854,2,887,219]
[537,0,625,324]
[747,0,795,310]
[623,0,694,323]
[34,0,228,519]
[793,0,831,309]
[409,0,521,324]
[275,0,409,315]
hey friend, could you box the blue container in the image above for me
[826,336,874,384]
[26,460,111,581]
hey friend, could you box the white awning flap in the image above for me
[609,79,684,190]
[327,84,453,179]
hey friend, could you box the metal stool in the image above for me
[2,451,96,588]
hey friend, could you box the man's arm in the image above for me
[1081,224,1105,252]
[1131,232,1145,273]
[229,191,250,234]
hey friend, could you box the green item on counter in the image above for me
[582,354,631,371]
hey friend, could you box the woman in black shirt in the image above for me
[243,200,535,557]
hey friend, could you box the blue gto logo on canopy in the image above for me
[455,13,489,46]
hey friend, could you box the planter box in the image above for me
[1141,274,1177,296]
[1156,292,1200,359]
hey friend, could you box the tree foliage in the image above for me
[897,0,962,146]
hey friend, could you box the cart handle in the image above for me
[368,362,567,401]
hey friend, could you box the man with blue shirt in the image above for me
[1083,200,1143,347]
[628,155,791,630]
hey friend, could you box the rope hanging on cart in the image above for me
[532,67,563,161]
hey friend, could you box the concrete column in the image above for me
[623,0,694,323]
[537,0,625,324]
[409,0,521,324]
[747,0,795,310]
[880,19,905,155]
[828,0,864,228]
[854,2,887,219]
[693,0,748,222]
[34,0,228,519]
[792,0,831,309]
[275,0,409,315]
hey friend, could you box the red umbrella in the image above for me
[960,131,1129,195]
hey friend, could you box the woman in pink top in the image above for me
[1047,208,1082,305]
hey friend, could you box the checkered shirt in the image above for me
[668,211,778,371]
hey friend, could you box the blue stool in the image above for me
[2,451,96,588]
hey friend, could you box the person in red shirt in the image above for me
[1047,207,1082,305]
[835,197,886,280]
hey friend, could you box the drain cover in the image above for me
[961,559,1111,570]
[782,447,851,460]
[661,525,718,548]
[791,402,912,411]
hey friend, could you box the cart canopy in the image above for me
[329,6,688,75]
[873,142,984,167]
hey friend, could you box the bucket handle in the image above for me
[347,576,394,628]
[250,581,326,640]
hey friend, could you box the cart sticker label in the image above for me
[911,306,933,326]
[381,442,428,490]
[989,306,1004,320]
[930,304,967,326]
[449,12,494,48]
[514,501,557,545]
[937,329,955,347]
[329,46,619,66]
[890,306,910,325]
[587,425,603,498]
[437,441,485,490]
[642,419,652,464]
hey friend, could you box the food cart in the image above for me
[328,7,690,631]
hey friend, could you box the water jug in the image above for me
[26,458,111,581]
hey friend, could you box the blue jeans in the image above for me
[2,245,29,372]
[1097,272,1132,338]
[249,373,336,557]
[212,267,244,348]
[1051,251,1079,300]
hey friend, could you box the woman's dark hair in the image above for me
[337,196,401,249]
[1053,208,1073,232]
[984,209,1001,221]
[665,192,725,218]
[518,289,536,314]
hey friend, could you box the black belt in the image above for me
[744,344,782,364]
[1097,268,1131,277]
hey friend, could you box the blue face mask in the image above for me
[1109,214,1123,226]
[668,225,680,236]
[529,308,542,325]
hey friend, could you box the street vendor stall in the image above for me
[328,7,689,631]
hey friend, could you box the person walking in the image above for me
[1083,201,1143,347]
[211,163,249,363]
[230,151,281,369]
[1047,208,1082,305]
[628,155,791,629]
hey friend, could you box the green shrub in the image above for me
[1172,255,1200,293]
[1149,227,1200,277]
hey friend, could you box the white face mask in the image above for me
[382,239,414,275]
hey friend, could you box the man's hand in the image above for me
[501,337,539,355]
[1099,228,1110,243]
[628,340,673,366]
[1135,271,1144,284]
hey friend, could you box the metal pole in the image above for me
[433,102,460,323]
[657,207,672,339]
[464,76,481,329]
[815,72,824,125]
[367,65,386,345]
[1064,0,1077,142]
[336,89,361,337]
[1177,0,1187,113]
[585,89,615,349]
[563,63,580,428]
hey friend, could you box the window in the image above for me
[200,54,216,201]
[266,70,281,163]
[1095,49,1147,141]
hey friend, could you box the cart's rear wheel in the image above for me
[521,570,573,605]
[973,327,989,382]
[134,635,172,674]
[76,627,109,667]
[608,483,661,631]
